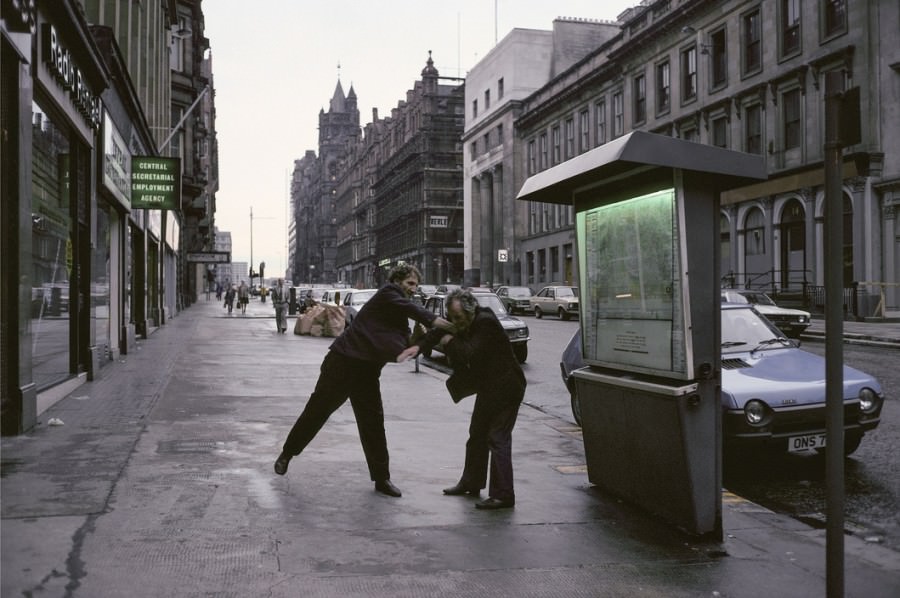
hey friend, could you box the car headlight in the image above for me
[859,388,879,413]
[744,399,770,425]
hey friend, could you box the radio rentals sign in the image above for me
[131,157,181,210]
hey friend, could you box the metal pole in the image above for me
[250,206,254,287]
[159,86,209,153]
[824,69,845,598]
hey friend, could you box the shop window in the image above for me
[30,102,74,389]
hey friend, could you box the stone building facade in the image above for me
[506,0,897,316]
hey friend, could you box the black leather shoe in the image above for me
[273,453,291,476]
[374,479,402,497]
[443,483,479,496]
[475,497,514,510]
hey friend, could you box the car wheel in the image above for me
[534,307,543,319]
[569,385,582,427]
[559,307,570,321]
[513,343,528,363]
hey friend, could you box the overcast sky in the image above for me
[202,0,637,278]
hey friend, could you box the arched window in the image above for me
[745,207,765,255]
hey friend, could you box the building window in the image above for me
[711,116,728,148]
[527,139,537,175]
[822,0,847,39]
[745,103,762,154]
[552,125,561,164]
[780,0,801,56]
[681,46,697,102]
[681,125,698,142]
[497,123,504,145]
[710,28,727,88]
[470,141,477,160]
[633,74,646,125]
[742,8,762,75]
[498,77,504,99]
[565,117,575,159]
[539,133,548,170]
[612,91,624,137]
[595,99,607,146]
[485,89,491,110]
[579,109,590,153]
[483,132,490,153]
[745,208,765,255]
[472,99,478,119]
[656,60,670,114]
[783,88,801,150]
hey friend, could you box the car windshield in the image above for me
[507,287,532,297]
[419,285,437,295]
[475,293,508,316]
[348,290,376,305]
[721,307,787,353]
[743,292,776,306]
[721,291,749,304]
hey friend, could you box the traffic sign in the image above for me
[186,251,231,263]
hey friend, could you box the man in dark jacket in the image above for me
[399,289,526,509]
[274,264,452,498]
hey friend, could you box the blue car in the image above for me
[561,303,884,456]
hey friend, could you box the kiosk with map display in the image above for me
[517,131,765,536]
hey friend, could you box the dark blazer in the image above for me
[420,307,526,403]
[330,282,437,364]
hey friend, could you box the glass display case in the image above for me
[576,183,693,380]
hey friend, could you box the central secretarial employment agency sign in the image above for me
[132,157,181,210]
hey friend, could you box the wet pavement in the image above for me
[2,297,899,597]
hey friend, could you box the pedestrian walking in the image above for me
[224,284,236,314]
[271,278,289,333]
[274,264,454,498]
[237,281,250,314]
[399,288,526,510]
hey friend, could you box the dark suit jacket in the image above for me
[419,307,526,403]
[330,282,437,365]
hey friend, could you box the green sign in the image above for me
[132,156,180,210]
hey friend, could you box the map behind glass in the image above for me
[577,188,689,378]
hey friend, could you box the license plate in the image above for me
[788,433,827,452]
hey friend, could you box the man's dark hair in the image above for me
[388,263,422,284]
[446,289,478,315]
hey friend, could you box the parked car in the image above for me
[560,303,884,456]
[421,292,530,363]
[495,286,534,315]
[319,289,345,305]
[342,288,378,324]
[436,284,461,295]
[721,289,811,339]
[412,284,438,305]
[530,285,579,320]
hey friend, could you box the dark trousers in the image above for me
[281,351,389,481]
[459,394,521,502]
